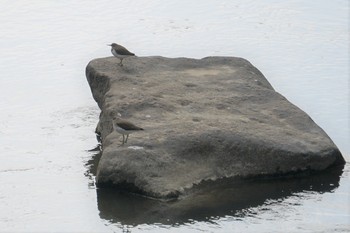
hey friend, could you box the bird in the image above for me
[112,118,143,145]
[108,43,135,66]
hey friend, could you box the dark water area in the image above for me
[0,1,348,232]
[87,150,346,227]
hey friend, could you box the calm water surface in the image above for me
[0,1,348,232]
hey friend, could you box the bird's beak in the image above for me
[107,44,112,46]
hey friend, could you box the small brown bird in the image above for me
[108,43,135,66]
[112,118,143,145]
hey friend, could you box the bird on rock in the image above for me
[112,118,143,145]
[108,43,135,66]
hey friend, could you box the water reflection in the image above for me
[85,145,102,188]
[85,152,344,226]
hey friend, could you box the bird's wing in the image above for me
[116,121,142,130]
[115,45,135,56]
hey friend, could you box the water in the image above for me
[0,1,348,232]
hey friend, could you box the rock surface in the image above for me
[86,56,345,199]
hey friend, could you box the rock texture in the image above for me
[86,56,345,199]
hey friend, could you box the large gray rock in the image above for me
[86,56,345,199]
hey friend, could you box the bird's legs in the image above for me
[120,134,129,145]
[121,134,125,145]
[119,58,124,66]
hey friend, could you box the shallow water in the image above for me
[0,1,349,232]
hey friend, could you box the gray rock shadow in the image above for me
[89,151,343,226]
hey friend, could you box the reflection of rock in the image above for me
[84,145,102,187]
[96,165,344,226]
[86,56,345,199]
